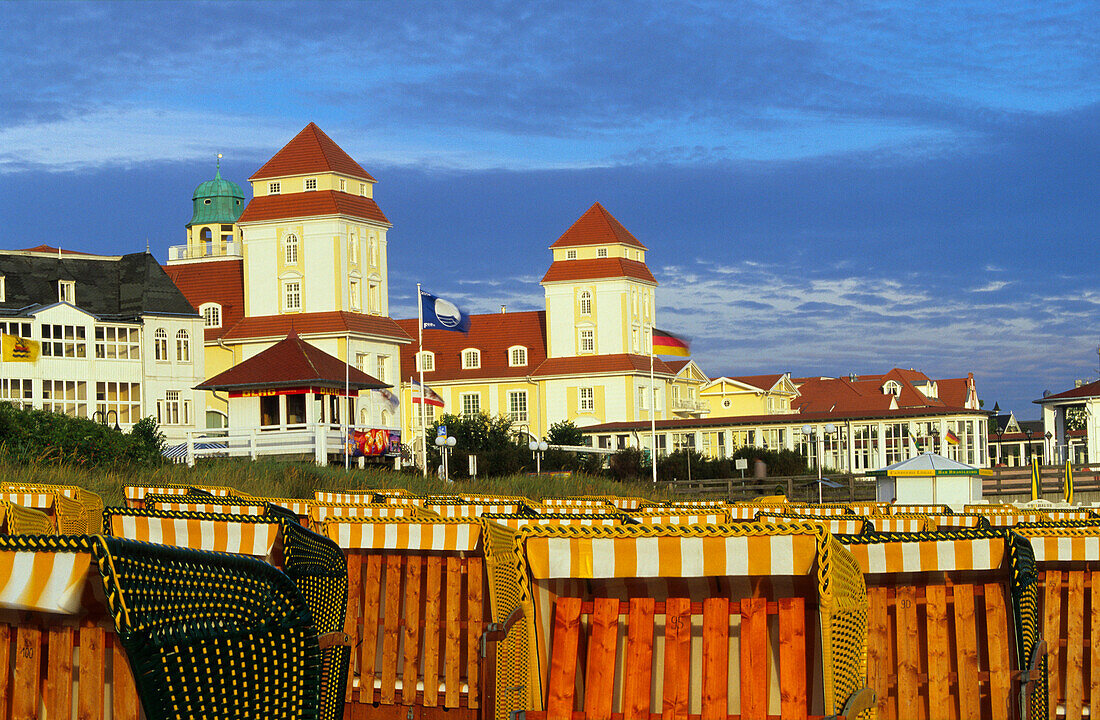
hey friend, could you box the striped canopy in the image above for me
[0,549,95,614]
[844,536,1005,574]
[324,519,481,552]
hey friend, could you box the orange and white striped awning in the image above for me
[630,513,729,526]
[1046,510,1096,521]
[983,513,1052,527]
[540,498,615,509]
[524,531,820,579]
[866,516,933,533]
[844,537,1004,574]
[325,520,481,552]
[756,514,864,536]
[110,515,280,557]
[1022,534,1100,562]
[149,502,267,515]
[890,505,951,515]
[785,506,853,517]
[602,497,645,510]
[428,504,523,518]
[315,491,374,504]
[727,507,761,520]
[310,504,415,522]
[929,514,985,528]
[260,499,314,516]
[0,550,95,614]
[0,492,54,509]
[125,486,236,502]
[528,505,617,516]
[486,516,621,529]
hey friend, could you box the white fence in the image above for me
[175,424,401,467]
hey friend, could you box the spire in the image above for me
[216,152,223,180]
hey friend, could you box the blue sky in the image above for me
[1,1,1098,417]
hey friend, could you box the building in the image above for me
[581,368,990,469]
[1037,380,1100,463]
[700,373,798,416]
[166,123,410,436]
[397,202,702,455]
[0,246,205,442]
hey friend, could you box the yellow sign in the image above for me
[1,333,39,363]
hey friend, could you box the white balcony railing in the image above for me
[180,423,400,466]
[167,241,243,262]
[671,398,709,413]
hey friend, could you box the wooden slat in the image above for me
[740,597,769,720]
[547,597,582,720]
[359,554,382,703]
[13,626,41,720]
[866,586,892,720]
[423,555,442,707]
[46,626,74,720]
[78,625,105,720]
[402,555,423,706]
[663,597,692,720]
[895,585,920,720]
[953,584,981,720]
[983,582,1012,720]
[344,553,362,703]
[1091,571,1100,714]
[1066,571,1086,718]
[622,598,655,720]
[380,554,403,704]
[467,556,483,708]
[445,555,462,708]
[925,584,950,719]
[0,624,9,720]
[778,597,806,720]
[701,597,730,720]
[112,635,140,720]
[584,598,620,720]
[1045,569,1062,720]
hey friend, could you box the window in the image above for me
[350,279,361,311]
[304,177,317,191]
[154,328,168,360]
[416,403,435,426]
[360,183,367,196]
[94,326,140,360]
[579,387,595,412]
[1,378,33,409]
[597,248,608,258]
[41,380,87,417]
[157,390,189,426]
[350,236,359,264]
[0,321,30,337]
[723,398,732,408]
[376,355,388,383]
[883,381,901,397]
[269,181,281,194]
[175,330,190,362]
[509,346,527,367]
[566,250,577,260]
[508,391,528,422]
[284,281,301,311]
[461,393,481,418]
[632,327,639,352]
[417,351,435,372]
[200,303,221,328]
[462,349,481,369]
[367,281,379,314]
[579,290,592,316]
[339,178,347,192]
[40,324,86,358]
[58,280,74,304]
[355,352,369,372]
[579,329,594,353]
[95,381,141,424]
[284,233,299,264]
[0,275,5,302]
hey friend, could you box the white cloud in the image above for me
[971,280,1010,292]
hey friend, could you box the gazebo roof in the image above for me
[196,332,389,393]
[869,452,987,477]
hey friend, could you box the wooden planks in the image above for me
[894,585,920,720]
[46,626,74,720]
[546,597,582,719]
[953,584,981,719]
[583,598,620,720]
[423,555,442,707]
[984,583,1012,720]
[112,634,141,720]
[866,586,892,720]
[1044,569,1062,720]
[467,556,483,708]
[343,553,362,703]
[778,597,807,720]
[663,597,692,720]
[445,555,462,708]
[1067,571,1086,718]
[701,598,729,720]
[380,554,403,704]
[622,598,655,720]
[358,553,382,703]
[402,556,423,706]
[925,584,950,718]
[78,625,106,720]
[739,597,769,720]
[1092,571,1100,715]
[12,626,40,720]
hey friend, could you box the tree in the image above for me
[427,412,527,478]
[547,419,584,446]
[1066,406,1087,432]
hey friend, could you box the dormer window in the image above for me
[200,303,222,328]
[597,248,608,258]
[58,280,74,304]
[509,346,527,367]
[0,276,5,303]
[360,183,367,196]
[417,351,435,372]
[883,380,901,397]
[269,181,281,194]
[462,349,481,369]
[304,177,317,191]
[567,249,577,260]
[339,178,347,192]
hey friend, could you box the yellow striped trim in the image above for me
[324,519,481,551]
[309,504,415,521]
[110,516,280,557]
[152,502,266,515]
[0,550,93,614]
[0,492,54,509]
[845,538,1004,574]
[487,517,621,529]
[630,514,729,526]
[427,504,522,518]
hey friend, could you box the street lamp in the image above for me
[529,439,549,475]
[1024,427,1034,463]
[802,423,836,503]
[435,435,457,482]
[1045,431,1053,464]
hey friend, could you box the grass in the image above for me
[1,458,675,507]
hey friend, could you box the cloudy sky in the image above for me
[2,1,1098,417]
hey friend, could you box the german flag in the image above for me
[945,429,960,445]
[652,329,690,357]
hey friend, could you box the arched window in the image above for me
[285,233,299,264]
[579,290,592,316]
[200,303,221,328]
[883,381,901,397]
[154,328,168,361]
[175,329,190,362]
[380,410,389,426]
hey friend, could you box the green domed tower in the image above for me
[182,155,246,260]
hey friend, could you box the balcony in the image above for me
[167,241,243,263]
[671,398,709,414]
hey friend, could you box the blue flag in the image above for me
[420,290,470,332]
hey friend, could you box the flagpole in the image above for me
[344,333,349,471]
[417,282,427,478]
[650,341,657,484]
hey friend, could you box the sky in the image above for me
[1,1,1098,418]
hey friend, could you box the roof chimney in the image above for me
[500,305,507,314]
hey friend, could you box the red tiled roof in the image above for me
[20,245,99,256]
[728,374,785,391]
[249,123,376,182]
[793,377,898,413]
[532,354,674,377]
[549,202,647,250]
[397,311,548,382]
[583,405,986,434]
[541,258,656,284]
[222,311,411,343]
[238,190,390,225]
[1037,378,1100,402]
[163,260,245,342]
[666,360,691,374]
[197,332,387,391]
[937,377,971,407]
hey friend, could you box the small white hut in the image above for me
[870,452,988,512]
